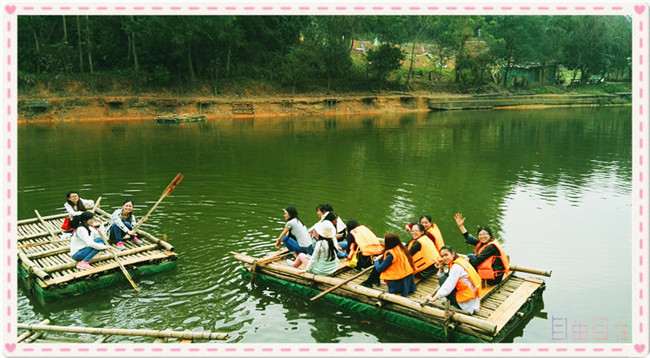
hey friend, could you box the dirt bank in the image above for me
[17,92,631,123]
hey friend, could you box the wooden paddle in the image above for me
[121,173,184,240]
[95,227,141,293]
[310,265,374,301]
[91,198,141,293]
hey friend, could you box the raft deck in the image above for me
[17,207,178,304]
[232,251,545,343]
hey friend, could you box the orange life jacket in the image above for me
[406,235,440,274]
[426,224,445,252]
[347,225,383,259]
[379,247,414,281]
[474,239,510,280]
[449,257,482,303]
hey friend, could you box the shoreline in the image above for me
[17,93,631,123]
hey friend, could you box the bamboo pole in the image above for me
[18,319,50,343]
[18,237,72,249]
[233,253,496,335]
[17,212,68,225]
[246,248,290,285]
[509,265,552,277]
[34,210,57,241]
[16,324,228,341]
[17,252,50,280]
[311,266,373,301]
[95,226,141,293]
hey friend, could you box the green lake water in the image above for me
[17,106,632,343]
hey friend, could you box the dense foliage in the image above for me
[18,15,632,94]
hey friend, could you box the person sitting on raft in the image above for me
[345,219,384,270]
[63,191,95,230]
[322,212,348,258]
[454,213,510,285]
[405,215,445,253]
[308,204,348,243]
[69,211,112,270]
[406,223,440,280]
[109,200,146,250]
[287,220,339,276]
[424,245,481,315]
[371,232,416,297]
[275,206,313,255]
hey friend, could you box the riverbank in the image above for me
[17,92,631,123]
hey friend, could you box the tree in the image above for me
[366,44,404,91]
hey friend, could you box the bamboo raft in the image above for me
[17,207,178,304]
[154,114,207,124]
[232,251,547,343]
[17,319,228,343]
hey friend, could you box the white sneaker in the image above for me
[285,259,294,266]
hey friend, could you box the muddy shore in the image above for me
[17,92,631,123]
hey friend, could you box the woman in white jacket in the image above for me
[69,211,112,270]
[63,191,94,229]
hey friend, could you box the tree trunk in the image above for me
[32,29,41,74]
[187,44,195,81]
[405,42,417,87]
[225,40,232,80]
[128,16,139,72]
[503,58,512,88]
[76,16,84,72]
[62,16,68,43]
[84,15,93,73]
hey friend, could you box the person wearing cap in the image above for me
[288,220,340,276]
[69,211,112,270]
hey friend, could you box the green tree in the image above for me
[366,43,404,90]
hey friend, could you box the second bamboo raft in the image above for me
[17,207,178,304]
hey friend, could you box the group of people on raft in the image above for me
[274,205,510,315]
[63,191,146,270]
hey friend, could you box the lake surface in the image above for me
[17,106,632,343]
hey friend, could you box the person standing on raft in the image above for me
[69,211,112,270]
[424,245,481,314]
[454,213,510,285]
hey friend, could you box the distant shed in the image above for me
[505,64,558,86]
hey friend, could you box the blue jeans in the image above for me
[72,238,105,262]
[282,236,313,255]
[109,221,133,243]
[336,241,348,258]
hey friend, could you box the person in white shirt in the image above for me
[63,191,94,229]
[69,211,112,270]
[424,246,481,315]
[274,206,313,255]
